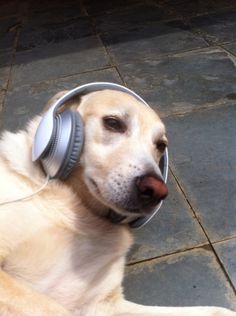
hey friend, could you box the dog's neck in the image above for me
[64,169,114,220]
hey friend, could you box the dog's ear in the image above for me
[43,91,82,114]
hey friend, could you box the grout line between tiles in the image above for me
[213,235,236,246]
[7,65,119,91]
[114,65,126,85]
[127,243,209,267]
[160,101,235,119]
[219,43,236,58]
[169,167,236,295]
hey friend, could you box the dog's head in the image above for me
[47,89,168,217]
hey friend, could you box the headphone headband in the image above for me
[32,82,149,162]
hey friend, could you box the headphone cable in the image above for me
[0,175,50,207]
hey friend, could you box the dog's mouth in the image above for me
[88,177,99,190]
[87,176,163,217]
[88,177,159,222]
[88,177,138,214]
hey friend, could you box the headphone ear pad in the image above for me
[57,111,84,179]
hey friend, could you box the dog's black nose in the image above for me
[136,175,168,205]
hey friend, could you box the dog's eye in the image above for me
[103,116,127,133]
[156,141,167,153]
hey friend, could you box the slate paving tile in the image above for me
[0,2,18,17]
[0,17,20,51]
[158,0,236,19]
[83,0,151,15]
[11,36,110,87]
[124,247,236,309]
[191,10,236,44]
[118,49,236,115]
[0,51,12,90]
[0,91,5,111]
[2,67,122,132]
[94,4,169,33]
[29,0,84,14]
[164,104,236,242]
[128,173,207,264]
[17,9,93,51]
[102,21,207,64]
[0,0,26,17]
[214,238,236,288]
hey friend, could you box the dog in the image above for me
[0,88,235,316]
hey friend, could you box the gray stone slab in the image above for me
[118,49,236,115]
[10,36,110,87]
[0,52,12,89]
[160,0,236,19]
[0,91,5,111]
[94,4,168,33]
[191,10,236,44]
[124,247,236,309]
[29,0,84,14]
[2,67,122,132]
[224,42,236,56]
[102,21,207,64]
[214,238,236,288]
[128,173,207,264]
[83,0,147,15]
[0,17,19,51]
[0,2,17,17]
[17,10,92,51]
[164,104,236,242]
[0,0,24,17]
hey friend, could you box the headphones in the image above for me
[32,82,168,228]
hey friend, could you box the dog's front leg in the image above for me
[0,270,71,316]
[112,300,236,316]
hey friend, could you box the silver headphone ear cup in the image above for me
[40,115,61,177]
[57,111,84,179]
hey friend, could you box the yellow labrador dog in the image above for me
[0,88,235,316]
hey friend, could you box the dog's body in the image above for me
[0,90,235,316]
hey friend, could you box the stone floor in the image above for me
[0,0,236,310]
